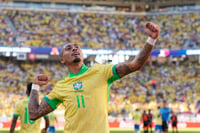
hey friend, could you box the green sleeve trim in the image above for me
[43,96,63,110]
[43,115,49,117]
[112,64,121,79]
[107,65,121,102]
[13,114,19,116]
[108,64,121,84]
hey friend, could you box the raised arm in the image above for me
[9,116,18,133]
[28,75,54,120]
[116,22,160,78]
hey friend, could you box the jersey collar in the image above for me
[68,64,88,78]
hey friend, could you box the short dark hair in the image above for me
[26,82,32,95]
[60,43,75,57]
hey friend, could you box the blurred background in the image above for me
[0,0,200,131]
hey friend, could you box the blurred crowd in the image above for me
[0,9,199,49]
[0,13,15,46]
[0,59,199,121]
[0,7,200,122]
[109,62,200,119]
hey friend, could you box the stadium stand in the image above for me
[0,8,199,49]
[0,57,200,122]
[0,2,200,128]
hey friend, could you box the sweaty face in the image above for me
[61,43,83,65]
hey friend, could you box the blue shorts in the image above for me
[155,125,162,131]
[135,124,140,130]
[48,126,56,133]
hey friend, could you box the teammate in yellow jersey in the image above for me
[132,108,142,133]
[10,83,50,133]
[48,112,57,133]
[153,106,162,133]
[28,22,160,133]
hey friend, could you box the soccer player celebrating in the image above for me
[28,22,160,133]
[10,83,49,133]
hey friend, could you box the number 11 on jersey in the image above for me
[76,95,85,108]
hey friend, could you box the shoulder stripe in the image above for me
[107,65,121,101]
[43,114,49,117]
[109,64,121,83]
[112,64,120,78]
[43,96,63,110]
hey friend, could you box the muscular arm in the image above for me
[43,116,50,131]
[28,90,54,120]
[116,43,153,78]
[9,116,18,133]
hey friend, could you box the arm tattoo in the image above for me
[116,43,153,77]
[136,43,153,64]
[116,63,132,77]
[28,90,54,120]
[9,116,18,133]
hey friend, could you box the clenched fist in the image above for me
[145,22,160,39]
[33,74,49,86]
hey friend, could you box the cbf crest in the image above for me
[73,81,82,91]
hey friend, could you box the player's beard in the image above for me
[73,57,81,63]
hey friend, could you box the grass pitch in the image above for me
[1,128,200,133]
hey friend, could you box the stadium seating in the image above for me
[1,6,200,122]
[0,9,199,49]
[0,13,14,46]
[0,59,199,121]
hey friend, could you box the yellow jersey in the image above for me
[133,111,141,125]
[13,97,48,133]
[44,64,120,133]
[49,112,56,126]
[153,110,162,125]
